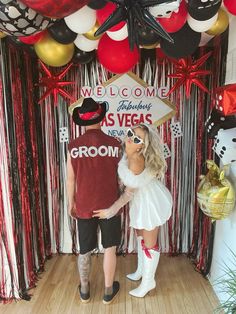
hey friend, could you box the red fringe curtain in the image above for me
[0,31,228,302]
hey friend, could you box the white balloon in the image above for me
[64,6,96,34]
[149,0,180,18]
[187,13,218,33]
[106,24,128,41]
[74,34,99,52]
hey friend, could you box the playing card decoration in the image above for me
[59,127,69,143]
[163,143,171,159]
[215,84,236,116]
[205,107,236,139]
[170,121,183,138]
[213,128,236,165]
[197,160,235,220]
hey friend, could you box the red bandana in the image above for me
[79,104,102,121]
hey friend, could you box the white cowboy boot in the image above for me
[126,236,143,281]
[129,248,160,298]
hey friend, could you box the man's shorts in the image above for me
[77,215,121,254]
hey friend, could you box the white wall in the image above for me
[209,14,236,304]
[209,163,236,302]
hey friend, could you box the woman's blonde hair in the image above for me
[133,123,167,179]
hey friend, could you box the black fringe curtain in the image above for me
[189,32,228,275]
[0,30,228,302]
[0,40,50,301]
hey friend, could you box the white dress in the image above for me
[118,156,173,231]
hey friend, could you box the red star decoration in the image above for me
[37,60,75,105]
[166,52,212,98]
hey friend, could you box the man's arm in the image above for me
[66,153,76,217]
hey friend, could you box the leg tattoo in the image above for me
[78,252,91,294]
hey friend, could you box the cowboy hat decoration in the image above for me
[72,97,107,126]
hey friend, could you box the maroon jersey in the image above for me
[68,129,121,218]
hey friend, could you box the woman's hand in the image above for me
[93,187,135,219]
[92,209,110,219]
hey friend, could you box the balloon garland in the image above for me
[0,0,233,75]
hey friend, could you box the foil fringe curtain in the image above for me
[0,33,227,302]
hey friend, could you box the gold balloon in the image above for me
[34,33,74,67]
[0,32,7,39]
[84,21,102,41]
[206,8,229,36]
[197,160,235,220]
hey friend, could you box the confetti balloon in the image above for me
[197,160,235,220]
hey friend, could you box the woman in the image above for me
[93,123,172,297]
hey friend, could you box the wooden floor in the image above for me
[0,254,220,314]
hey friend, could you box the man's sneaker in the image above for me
[103,281,120,305]
[79,284,90,303]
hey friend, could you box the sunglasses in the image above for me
[126,128,144,144]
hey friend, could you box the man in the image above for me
[67,97,121,305]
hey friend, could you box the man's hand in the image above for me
[68,204,76,219]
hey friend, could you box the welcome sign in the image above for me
[69,72,176,138]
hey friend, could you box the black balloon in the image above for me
[48,19,77,44]
[187,0,222,21]
[72,48,96,65]
[88,0,107,9]
[160,23,201,59]
[138,24,160,46]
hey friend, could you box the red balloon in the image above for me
[97,34,139,74]
[223,0,236,15]
[19,0,89,18]
[19,30,47,45]
[96,2,126,32]
[157,0,187,33]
